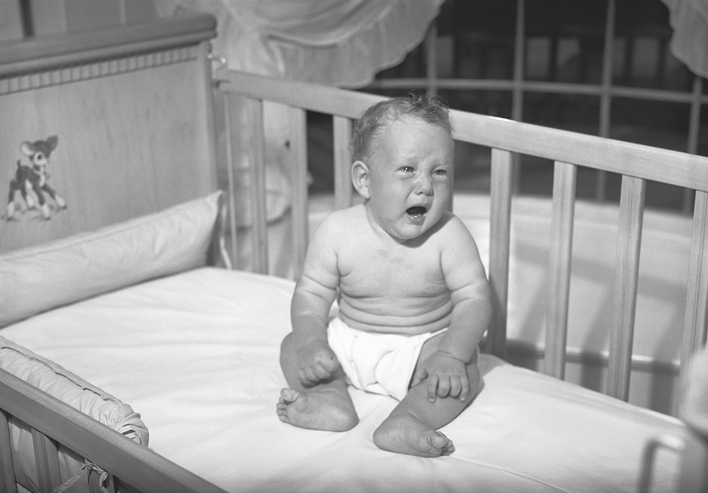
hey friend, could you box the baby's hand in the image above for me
[295,338,340,386]
[411,350,469,402]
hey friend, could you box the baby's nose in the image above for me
[416,176,433,195]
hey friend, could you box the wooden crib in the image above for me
[0,12,706,493]
[214,67,708,408]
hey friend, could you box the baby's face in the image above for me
[364,117,453,242]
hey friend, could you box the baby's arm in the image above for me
[289,215,341,385]
[412,216,491,401]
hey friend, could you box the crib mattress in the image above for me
[0,267,686,493]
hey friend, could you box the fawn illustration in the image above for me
[6,135,66,220]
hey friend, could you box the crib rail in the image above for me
[216,68,708,413]
[0,370,227,493]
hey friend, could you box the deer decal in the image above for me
[6,135,67,220]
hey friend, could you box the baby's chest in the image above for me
[339,247,446,295]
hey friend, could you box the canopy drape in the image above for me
[661,0,708,78]
[155,0,443,87]
[154,0,442,277]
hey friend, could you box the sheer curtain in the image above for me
[661,0,708,78]
[155,0,442,86]
[155,0,443,277]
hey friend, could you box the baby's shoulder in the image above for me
[434,212,471,237]
[314,205,366,237]
[424,213,478,254]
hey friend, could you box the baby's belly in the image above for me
[337,297,453,335]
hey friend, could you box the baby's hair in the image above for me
[351,92,452,162]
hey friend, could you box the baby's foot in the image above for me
[277,388,358,432]
[373,411,455,457]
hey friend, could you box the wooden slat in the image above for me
[249,99,269,274]
[450,109,708,192]
[606,175,646,400]
[0,410,17,493]
[367,77,708,104]
[544,161,577,379]
[107,476,117,493]
[677,191,708,415]
[289,106,309,280]
[683,77,703,214]
[333,116,353,210]
[89,468,103,493]
[32,429,62,492]
[217,68,383,121]
[487,148,514,359]
[216,70,708,193]
[198,41,218,193]
[0,371,227,493]
[222,93,239,267]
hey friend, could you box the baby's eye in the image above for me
[398,166,415,173]
[433,169,448,177]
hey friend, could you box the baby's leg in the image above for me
[277,332,358,432]
[373,334,482,457]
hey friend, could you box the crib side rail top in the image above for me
[217,68,708,414]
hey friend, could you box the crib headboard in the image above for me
[0,14,229,493]
[216,68,708,416]
[0,14,218,253]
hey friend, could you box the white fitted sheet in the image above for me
[0,267,687,493]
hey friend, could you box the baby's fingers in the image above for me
[298,363,332,384]
[436,377,451,398]
[298,367,314,383]
[411,367,428,389]
[427,374,439,402]
[445,375,471,400]
[459,375,470,401]
[445,377,462,399]
[314,352,339,374]
[298,366,321,383]
[313,361,335,380]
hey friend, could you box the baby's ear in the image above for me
[351,160,370,200]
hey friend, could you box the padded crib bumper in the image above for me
[0,336,149,493]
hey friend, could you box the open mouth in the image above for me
[406,206,428,218]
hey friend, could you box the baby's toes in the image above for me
[280,387,301,404]
[440,438,455,456]
[276,402,289,422]
[430,432,454,456]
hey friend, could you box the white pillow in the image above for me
[0,191,222,327]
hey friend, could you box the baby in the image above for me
[276,94,491,457]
